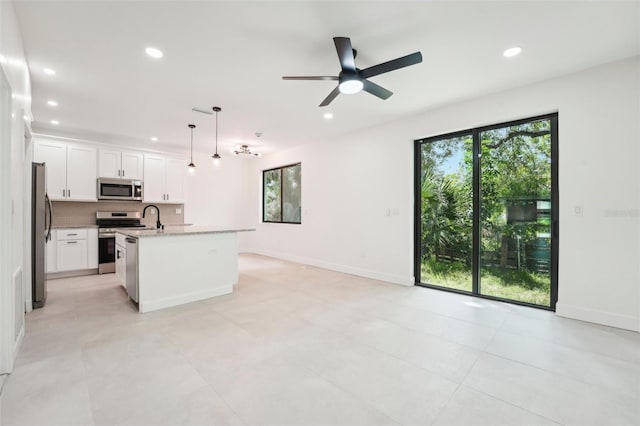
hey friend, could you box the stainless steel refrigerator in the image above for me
[32,162,52,308]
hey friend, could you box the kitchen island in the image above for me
[116,226,254,313]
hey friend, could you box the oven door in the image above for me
[98,234,116,274]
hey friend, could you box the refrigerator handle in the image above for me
[45,193,53,242]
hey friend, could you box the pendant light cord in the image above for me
[187,123,196,168]
[215,110,219,156]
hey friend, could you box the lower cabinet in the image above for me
[48,228,99,274]
[57,239,87,271]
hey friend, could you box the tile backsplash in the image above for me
[51,201,185,227]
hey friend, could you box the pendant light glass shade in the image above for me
[211,106,221,166]
[187,124,196,175]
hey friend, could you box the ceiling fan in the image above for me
[282,37,422,107]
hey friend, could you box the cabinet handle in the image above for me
[122,170,125,177]
[67,241,77,244]
[167,194,169,201]
[67,233,78,236]
[63,189,65,197]
[118,169,121,177]
[68,189,71,197]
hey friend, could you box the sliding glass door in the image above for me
[417,133,473,292]
[414,114,558,309]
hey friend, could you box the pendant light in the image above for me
[211,106,222,166]
[187,124,196,174]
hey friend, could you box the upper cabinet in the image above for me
[143,154,185,203]
[98,149,143,180]
[34,139,97,201]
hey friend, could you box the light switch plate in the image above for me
[175,208,182,214]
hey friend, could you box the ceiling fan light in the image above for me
[338,78,363,95]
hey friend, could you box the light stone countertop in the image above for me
[52,225,99,229]
[116,226,255,238]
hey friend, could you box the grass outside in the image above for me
[420,257,550,306]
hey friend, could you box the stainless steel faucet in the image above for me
[142,204,163,229]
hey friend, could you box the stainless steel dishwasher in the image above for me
[125,237,139,302]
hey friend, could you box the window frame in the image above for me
[262,162,302,224]
[413,113,558,311]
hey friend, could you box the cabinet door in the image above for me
[121,151,144,180]
[34,140,67,200]
[98,149,121,178]
[143,154,166,203]
[56,239,87,271]
[165,158,186,203]
[67,144,97,201]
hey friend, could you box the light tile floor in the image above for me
[2,254,639,426]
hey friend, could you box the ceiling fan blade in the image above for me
[360,51,422,79]
[362,79,393,100]
[192,107,213,115]
[333,37,356,72]
[282,76,339,81]
[319,86,340,107]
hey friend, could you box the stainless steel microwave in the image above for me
[97,178,143,201]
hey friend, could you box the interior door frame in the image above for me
[0,63,14,375]
[414,113,559,311]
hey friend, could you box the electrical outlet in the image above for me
[392,208,400,216]
[574,205,583,216]
[175,208,182,214]
[150,209,156,215]
[385,208,391,216]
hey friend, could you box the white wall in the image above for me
[184,152,251,232]
[0,0,32,375]
[243,57,640,332]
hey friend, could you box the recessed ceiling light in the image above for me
[47,100,58,107]
[50,120,59,125]
[150,137,158,142]
[43,68,56,75]
[323,112,334,119]
[145,47,163,59]
[503,47,522,58]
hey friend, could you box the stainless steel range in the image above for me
[97,211,147,274]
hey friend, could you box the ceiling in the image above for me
[13,1,640,155]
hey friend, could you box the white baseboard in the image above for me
[244,249,414,286]
[556,302,639,332]
[46,268,98,280]
[139,285,233,313]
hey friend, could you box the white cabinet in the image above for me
[57,239,87,271]
[143,154,185,203]
[67,145,98,201]
[143,154,165,202]
[48,228,98,273]
[165,158,185,203]
[34,139,97,201]
[34,140,67,200]
[99,149,143,180]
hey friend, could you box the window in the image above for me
[263,163,301,224]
